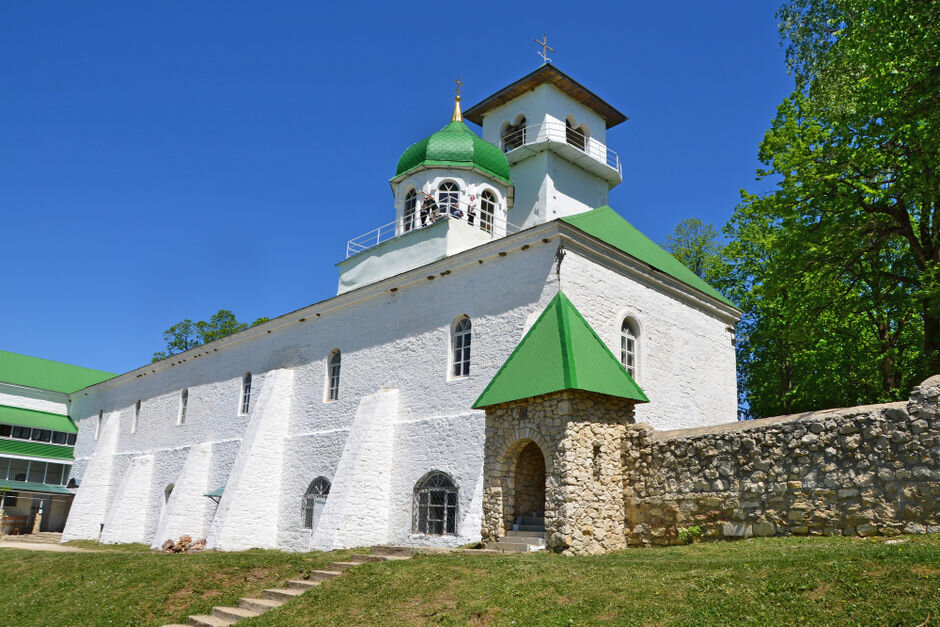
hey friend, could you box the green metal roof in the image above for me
[560,207,737,309]
[0,439,74,461]
[0,478,73,495]
[395,120,511,183]
[0,350,116,394]
[0,405,77,434]
[473,291,648,409]
[204,486,225,497]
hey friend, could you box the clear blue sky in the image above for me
[0,1,793,374]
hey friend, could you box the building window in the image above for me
[327,350,341,401]
[621,319,638,378]
[566,118,586,150]
[452,317,471,377]
[178,389,188,425]
[95,410,102,440]
[240,372,252,415]
[164,484,174,503]
[438,181,459,217]
[132,400,141,434]
[501,116,526,151]
[413,471,458,535]
[302,477,331,530]
[403,189,417,233]
[479,190,496,234]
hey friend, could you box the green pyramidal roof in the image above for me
[561,207,736,309]
[395,120,511,183]
[0,350,116,394]
[473,291,648,409]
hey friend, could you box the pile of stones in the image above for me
[160,535,206,553]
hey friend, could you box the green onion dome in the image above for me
[395,120,511,183]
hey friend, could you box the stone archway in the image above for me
[512,441,545,522]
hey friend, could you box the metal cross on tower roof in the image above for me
[454,77,463,99]
[535,34,554,64]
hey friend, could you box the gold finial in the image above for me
[451,77,463,122]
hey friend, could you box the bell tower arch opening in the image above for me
[511,440,546,522]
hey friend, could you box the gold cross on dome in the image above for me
[454,77,463,99]
[535,34,554,64]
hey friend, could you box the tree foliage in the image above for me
[662,218,722,281]
[152,310,270,362]
[723,0,936,417]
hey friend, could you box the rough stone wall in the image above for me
[622,377,940,545]
[482,390,635,555]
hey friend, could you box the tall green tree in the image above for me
[662,218,722,281]
[152,310,269,362]
[722,0,935,416]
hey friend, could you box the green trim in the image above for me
[560,207,737,309]
[0,350,116,394]
[473,291,648,408]
[0,405,77,434]
[0,478,73,495]
[0,439,74,461]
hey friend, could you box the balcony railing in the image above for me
[496,121,621,175]
[346,203,523,259]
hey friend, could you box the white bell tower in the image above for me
[464,64,627,228]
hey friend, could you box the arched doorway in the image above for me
[512,441,546,524]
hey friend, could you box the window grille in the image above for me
[438,181,459,216]
[621,319,637,378]
[403,189,417,232]
[413,472,458,535]
[241,373,252,414]
[328,351,341,401]
[179,389,188,425]
[302,477,331,530]
[480,191,496,234]
[453,318,471,377]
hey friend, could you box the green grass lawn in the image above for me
[2,535,939,626]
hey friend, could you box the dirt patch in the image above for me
[911,565,940,577]
[165,586,194,615]
[808,582,830,599]
[866,567,887,577]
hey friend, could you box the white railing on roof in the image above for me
[497,120,621,175]
[345,206,524,259]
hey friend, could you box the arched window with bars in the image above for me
[438,181,459,216]
[413,471,458,535]
[479,190,496,234]
[302,477,331,530]
[326,350,341,401]
[620,319,638,378]
[240,373,252,415]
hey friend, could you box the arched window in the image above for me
[132,400,140,434]
[479,190,496,234]
[178,389,188,425]
[438,181,459,217]
[302,477,331,530]
[240,373,252,415]
[95,410,102,440]
[621,319,638,378]
[452,317,471,377]
[413,471,458,535]
[566,118,586,150]
[501,115,526,151]
[327,350,341,401]
[403,189,417,233]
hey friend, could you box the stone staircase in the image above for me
[490,512,546,552]
[165,550,411,627]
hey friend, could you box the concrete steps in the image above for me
[166,550,410,627]
[492,512,546,552]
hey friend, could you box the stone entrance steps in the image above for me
[165,552,405,627]
[491,513,546,552]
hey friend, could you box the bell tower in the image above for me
[464,64,627,229]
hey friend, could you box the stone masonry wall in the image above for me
[622,376,940,545]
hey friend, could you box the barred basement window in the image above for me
[452,317,471,377]
[302,477,330,530]
[413,471,458,535]
[240,372,252,414]
[479,190,496,234]
[621,319,638,378]
[403,189,417,232]
[327,350,341,401]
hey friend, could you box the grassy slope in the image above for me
[0,536,937,626]
[253,536,940,626]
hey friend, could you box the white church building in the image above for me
[60,64,741,551]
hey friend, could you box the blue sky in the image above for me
[0,1,793,374]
